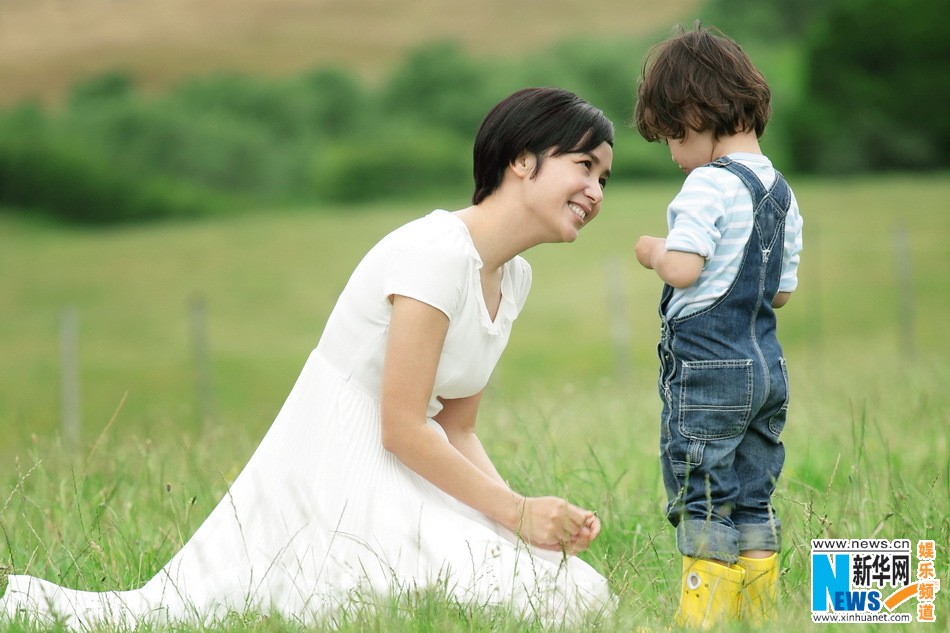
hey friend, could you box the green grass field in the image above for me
[2,174,949,630]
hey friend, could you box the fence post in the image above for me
[59,307,81,449]
[190,295,216,427]
[894,223,915,361]
[605,257,633,381]
[808,221,824,371]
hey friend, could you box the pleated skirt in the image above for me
[2,350,615,630]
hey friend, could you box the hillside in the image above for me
[0,0,702,105]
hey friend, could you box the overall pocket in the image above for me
[677,359,753,440]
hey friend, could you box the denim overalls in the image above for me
[657,157,791,563]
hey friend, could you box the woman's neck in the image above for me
[453,202,534,273]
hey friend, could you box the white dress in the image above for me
[1,210,615,630]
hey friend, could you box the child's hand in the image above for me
[635,236,666,269]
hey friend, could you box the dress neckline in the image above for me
[432,210,516,333]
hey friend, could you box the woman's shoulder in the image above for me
[371,211,479,290]
[386,211,474,259]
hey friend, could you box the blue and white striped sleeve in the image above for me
[779,190,804,292]
[664,170,725,259]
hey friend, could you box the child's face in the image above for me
[667,129,715,174]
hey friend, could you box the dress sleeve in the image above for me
[511,256,533,313]
[381,239,467,320]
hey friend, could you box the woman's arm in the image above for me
[434,392,507,486]
[435,392,601,552]
[380,295,595,551]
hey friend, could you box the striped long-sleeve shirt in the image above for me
[663,152,804,318]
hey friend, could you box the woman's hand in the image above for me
[516,496,600,553]
[567,512,601,554]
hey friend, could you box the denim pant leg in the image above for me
[731,359,788,552]
[659,362,754,563]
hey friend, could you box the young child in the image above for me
[632,23,803,628]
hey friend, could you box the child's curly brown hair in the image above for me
[634,22,772,142]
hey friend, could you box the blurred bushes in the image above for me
[315,124,471,203]
[0,38,663,223]
[0,104,216,223]
[1,1,945,224]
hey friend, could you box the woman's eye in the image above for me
[599,178,608,189]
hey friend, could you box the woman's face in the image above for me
[524,141,613,243]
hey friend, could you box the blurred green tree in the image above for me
[791,0,950,172]
[69,71,136,107]
[700,0,826,41]
[380,41,497,140]
[299,67,368,138]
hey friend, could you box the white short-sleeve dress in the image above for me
[1,210,615,629]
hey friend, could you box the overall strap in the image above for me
[706,156,791,252]
[706,157,791,218]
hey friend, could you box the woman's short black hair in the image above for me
[472,87,614,205]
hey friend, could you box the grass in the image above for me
[1,174,949,630]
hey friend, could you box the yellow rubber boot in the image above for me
[737,553,779,625]
[675,557,745,629]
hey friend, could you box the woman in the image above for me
[1,87,615,629]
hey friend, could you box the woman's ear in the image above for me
[510,151,536,178]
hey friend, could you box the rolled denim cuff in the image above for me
[737,521,782,553]
[676,519,740,563]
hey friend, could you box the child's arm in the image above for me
[635,235,705,288]
[772,291,791,308]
